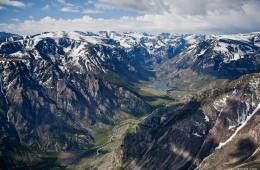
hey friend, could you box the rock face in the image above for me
[122,73,260,170]
[0,32,21,43]
[0,100,22,170]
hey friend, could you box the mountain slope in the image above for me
[149,32,260,105]
[156,32,260,87]
[0,31,154,168]
[122,73,260,170]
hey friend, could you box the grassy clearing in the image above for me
[91,126,114,149]
[138,85,167,96]
[134,82,176,107]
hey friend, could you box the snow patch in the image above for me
[204,114,210,122]
[192,132,202,137]
[217,103,260,149]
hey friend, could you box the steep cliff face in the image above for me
[0,93,23,170]
[122,73,260,170]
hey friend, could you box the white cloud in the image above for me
[57,0,80,13]
[93,0,259,16]
[82,8,104,14]
[93,0,170,14]
[0,0,26,8]
[0,0,259,34]
[11,18,20,22]
[60,7,79,12]
[41,4,50,11]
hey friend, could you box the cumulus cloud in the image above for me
[0,0,26,8]
[0,0,259,34]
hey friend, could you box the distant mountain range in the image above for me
[0,31,259,169]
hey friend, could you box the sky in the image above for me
[0,0,260,35]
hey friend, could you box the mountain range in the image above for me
[0,31,259,170]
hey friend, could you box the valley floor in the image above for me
[29,116,147,170]
[28,79,178,170]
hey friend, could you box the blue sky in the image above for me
[0,0,260,35]
[0,0,139,22]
